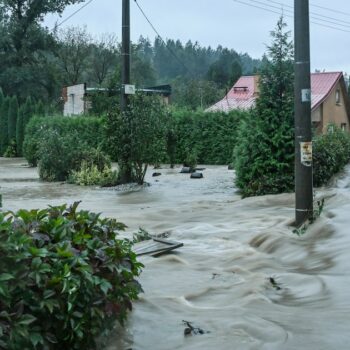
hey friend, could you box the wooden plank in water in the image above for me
[134,238,183,257]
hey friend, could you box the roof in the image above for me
[311,72,342,110]
[206,76,257,112]
[207,72,345,113]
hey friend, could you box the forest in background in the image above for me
[0,0,261,110]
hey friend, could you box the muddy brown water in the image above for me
[1,158,350,350]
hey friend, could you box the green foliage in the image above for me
[3,139,17,158]
[0,202,143,349]
[16,107,25,156]
[106,93,170,184]
[69,161,118,187]
[0,97,10,155]
[37,133,110,182]
[207,48,242,88]
[172,108,245,165]
[313,126,350,187]
[7,96,19,154]
[234,17,295,197]
[172,78,224,110]
[23,115,104,167]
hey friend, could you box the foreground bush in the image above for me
[0,202,143,349]
[313,127,350,187]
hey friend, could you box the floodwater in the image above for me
[1,157,350,349]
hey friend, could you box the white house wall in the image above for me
[63,84,86,116]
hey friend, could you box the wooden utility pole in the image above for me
[294,0,313,226]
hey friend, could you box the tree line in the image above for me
[0,0,261,110]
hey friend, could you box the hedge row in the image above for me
[313,127,350,187]
[172,109,248,165]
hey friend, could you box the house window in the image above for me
[336,89,341,105]
[327,124,335,133]
[341,123,347,131]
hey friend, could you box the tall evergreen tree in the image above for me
[8,96,19,144]
[234,16,294,197]
[17,97,35,156]
[0,97,10,155]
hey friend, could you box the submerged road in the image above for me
[1,158,349,349]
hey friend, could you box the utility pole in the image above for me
[121,0,131,112]
[294,0,313,226]
[119,0,132,183]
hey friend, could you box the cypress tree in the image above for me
[16,107,24,156]
[8,96,19,144]
[0,98,10,155]
[35,100,45,117]
[17,97,34,156]
[234,16,294,197]
[0,89,4,107]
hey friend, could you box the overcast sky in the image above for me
[45,0,350,74]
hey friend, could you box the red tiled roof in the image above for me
[207,72,344,113]
[206,76,256,112]
[311,72,342,110]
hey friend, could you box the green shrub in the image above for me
[23,115,105,167]
[37,132,111,182]
[3,139,17,158]
[106,94,170,184]
[0,202,143,349]
[313,127,350,187]
[69,162,118,187]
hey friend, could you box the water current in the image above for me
[1,158,350,350]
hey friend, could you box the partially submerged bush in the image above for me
[37,131,111,182]
[23,115,104,167]
[69,161,118,187]
[0,202,143,349]
[313,127,350,187]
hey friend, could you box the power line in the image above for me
[54,0,95,29]
[310,2,350,18]
[232,0,350,33]
[266,0,350,28]
[133,0,193,76]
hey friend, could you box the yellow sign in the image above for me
[300,142,312,167]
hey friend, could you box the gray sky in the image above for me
[45,0,350,74]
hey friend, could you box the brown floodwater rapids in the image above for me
[1,157,350,350]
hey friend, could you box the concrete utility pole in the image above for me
[121,0,131,112]
[119,0,132,183]
[294,0,313,226]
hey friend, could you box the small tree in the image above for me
[106,94,169,184]
[0,97,10,155]
[234,16,294,197]
[7,96,18,145]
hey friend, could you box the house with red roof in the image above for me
[207,72,350,134]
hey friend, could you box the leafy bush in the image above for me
[69,161,118,187]
[0,202,143,349]
[23,115,105,167]
[172,108,245,165]
[106,93,170,184]
[313,127,350,187]
[37,132,111,182]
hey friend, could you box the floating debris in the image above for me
[182,320,210,336]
